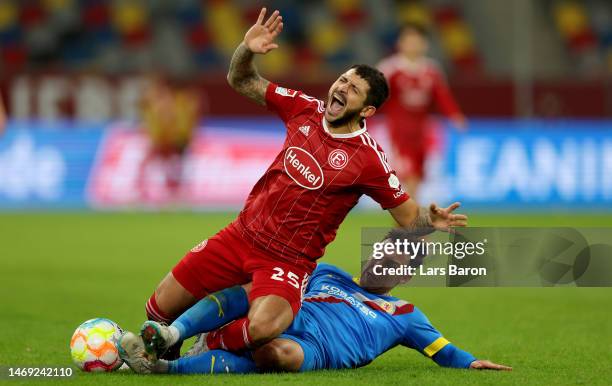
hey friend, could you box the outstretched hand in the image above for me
[470,359,512,371]
[244,8,283,54]
[429,202,468,231]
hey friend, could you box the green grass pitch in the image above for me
[0,211,611,385]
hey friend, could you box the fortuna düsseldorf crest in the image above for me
[328,149,349,170]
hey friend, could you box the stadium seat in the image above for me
[206,1,244,58]
[396,2,431,27]
[0,0,490,76]
[434,6,481,73]
[111,1,150,46]
[554,1,597,52]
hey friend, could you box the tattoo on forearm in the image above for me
[405,207,434,236]
[227,43,269,106]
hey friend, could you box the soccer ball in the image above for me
[70,318,124,372]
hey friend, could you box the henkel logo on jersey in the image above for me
[283,147,324,190]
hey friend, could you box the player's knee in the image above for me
[247,318,285,344]
[253,340,302,372]
[247,296,294,344]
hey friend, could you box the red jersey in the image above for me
[235,82,409,263]
[378,55,461,138]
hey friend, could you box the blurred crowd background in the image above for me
[0,0,611,119]
[2,0,612,76]
[0,0,611,211]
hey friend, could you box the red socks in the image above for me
[206,317,253,351]
[147,293,254,354]
[145,292,173,324]
[145,292,182,360]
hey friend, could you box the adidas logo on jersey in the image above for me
[298,125,310,136]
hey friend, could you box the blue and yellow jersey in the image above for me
[281,263,476,370]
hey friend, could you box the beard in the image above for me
[326,106,362,128]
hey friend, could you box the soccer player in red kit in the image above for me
[378,23,466,199]
[123,9,468,362]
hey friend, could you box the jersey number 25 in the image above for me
[270,267,301,289]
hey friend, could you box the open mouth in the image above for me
[328,92,346,115]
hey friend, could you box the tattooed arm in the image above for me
[388,199,468,234]
[226,44,268,105]
[226,8,283,106]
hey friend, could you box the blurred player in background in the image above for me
[140,73,200,200]
[378,23,466,200]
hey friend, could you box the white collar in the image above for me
[322,116,367,138]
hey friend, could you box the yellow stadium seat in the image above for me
[112,2,147,34]
[0,1,17,29]
[310,21,347,56]
[42,0,74,12]
[206,2,245,57]
[397,2,432,26]
[258,45,293,76]
[440,21,474,58]
[555,2,589,37]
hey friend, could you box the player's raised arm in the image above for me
[226,8,283,106]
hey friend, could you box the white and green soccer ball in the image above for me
[70,318,124,372]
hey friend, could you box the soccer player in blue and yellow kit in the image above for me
[119,228,510,374]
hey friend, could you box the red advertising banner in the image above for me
[87,125,284,208]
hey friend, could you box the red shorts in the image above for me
[389,120,441,179]
[172,223,312,315]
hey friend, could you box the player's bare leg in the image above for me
[253,338,304,372]
[144,272,197,359]
[151,272,197,318]
[141,284,252,359]
[247,295,294,346]
[204,294,294,352]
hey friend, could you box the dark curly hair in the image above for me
[349,64,389,109]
